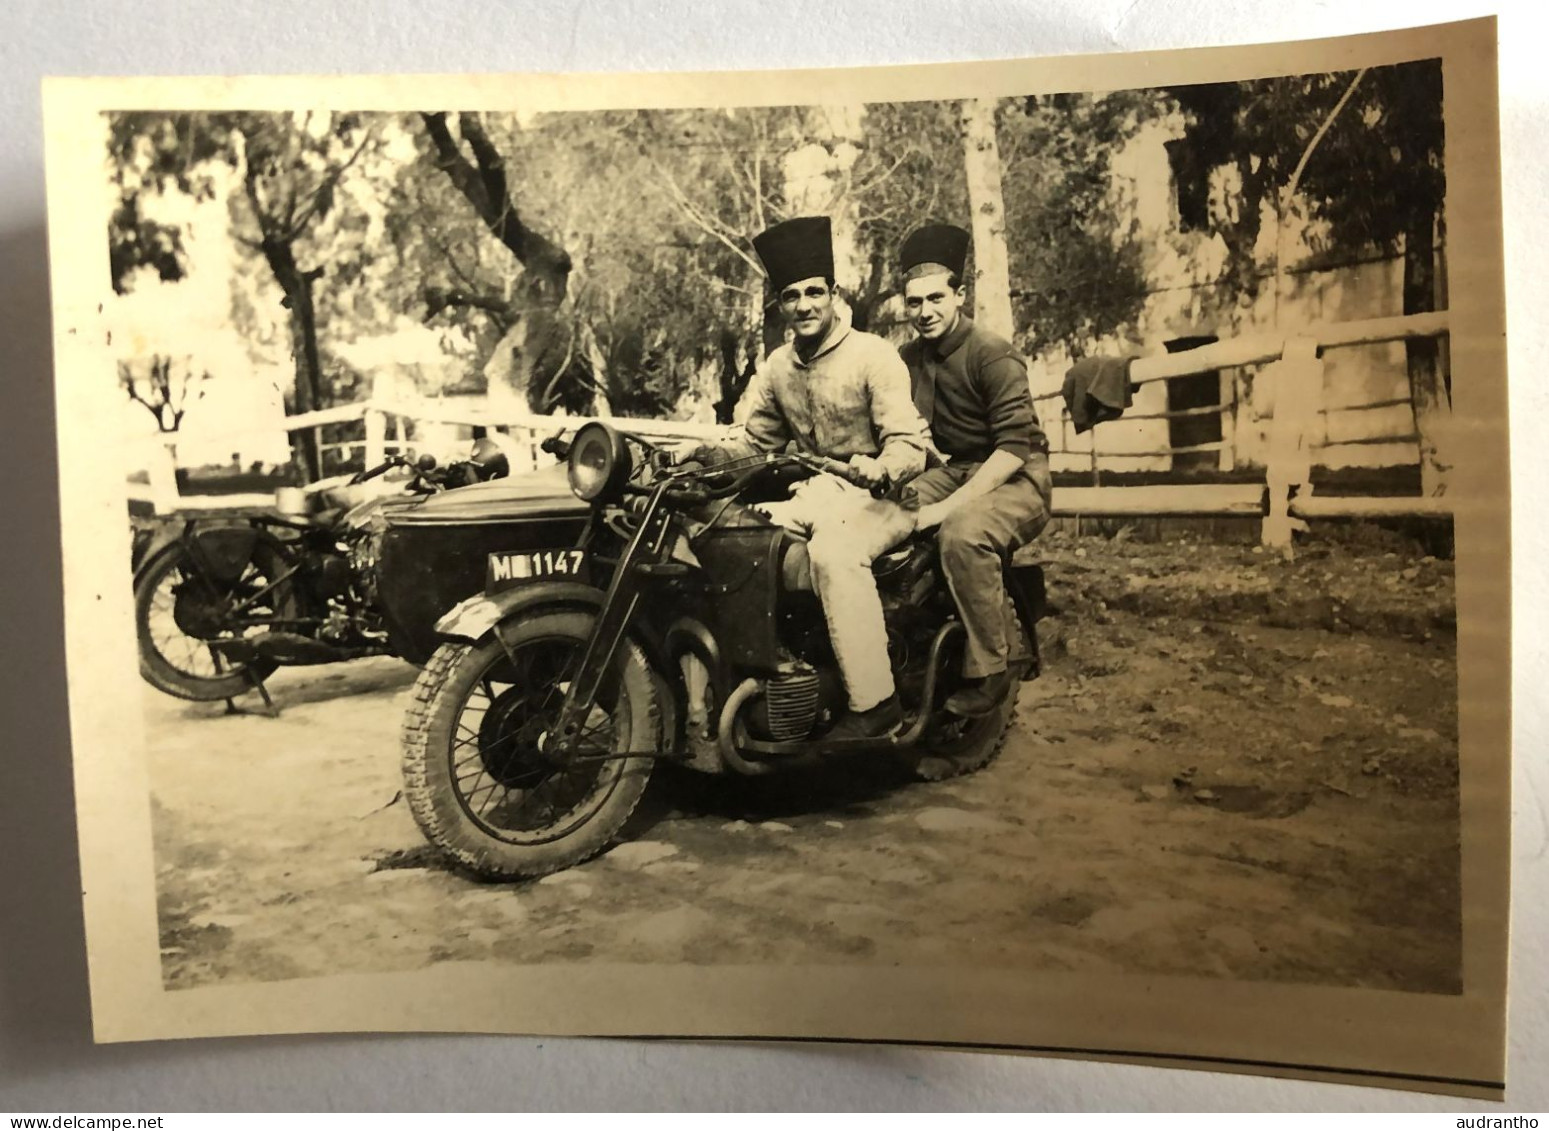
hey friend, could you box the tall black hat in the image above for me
[753,216,835,293]
[899,223,971,281]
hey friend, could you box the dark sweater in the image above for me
[899,316,1048,464]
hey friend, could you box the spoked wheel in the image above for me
[401,609,661,880]
[133,542,292,701]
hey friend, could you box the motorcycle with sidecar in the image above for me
[396,422,1047,881]
[132,441,527,704]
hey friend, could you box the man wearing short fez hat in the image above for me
[897,222,1054,718]
[680,215,932,739]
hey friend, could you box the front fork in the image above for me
[545,484,674,759]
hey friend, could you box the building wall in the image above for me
[1030,114,1429,478]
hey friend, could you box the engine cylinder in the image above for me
[754,668,821,741]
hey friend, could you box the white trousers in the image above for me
[760,474,916,712]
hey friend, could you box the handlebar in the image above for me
[793,452,891,496]
[348,455,406,486]
[660,450,890,502]
[540,424,890,500]
[347,451,483,494]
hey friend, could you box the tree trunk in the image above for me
[959,99,1016,340]
[261,234,325,482]
[419,113,596,414]
[1402,207,1450,497]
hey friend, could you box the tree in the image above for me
[960,99,1015,339]
[237,113,381,477]
[119,354,202,432]
[995,91,1155,359]
[1166,60,1448,490]
[418,112,603,414]
[106,112,239,294]
[621,106,807,417]
[109,111,385,479]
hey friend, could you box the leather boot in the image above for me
[825,694,904,740]
[944,668,1013,718]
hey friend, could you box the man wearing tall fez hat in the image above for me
[897,223,1054,718]
[682,215,932,739]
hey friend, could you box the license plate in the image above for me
[486,548,588,593]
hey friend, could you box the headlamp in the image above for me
[566,422,632,502]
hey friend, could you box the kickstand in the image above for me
[245,673,279,717]
[210,647,277,717]
[211,647,280,716]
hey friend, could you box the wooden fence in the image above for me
[131,310,1451,549]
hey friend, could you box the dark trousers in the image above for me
[906,454,1052,678]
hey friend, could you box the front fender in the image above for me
[435,580,691,763]
[434,581,607,642]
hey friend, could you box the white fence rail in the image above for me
[131,310,1451,548]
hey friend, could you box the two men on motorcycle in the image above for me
[682,215,1051,736]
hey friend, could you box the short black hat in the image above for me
[899,223,971,280]
[753,216,836,293]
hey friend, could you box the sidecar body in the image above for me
[371,462,590,664]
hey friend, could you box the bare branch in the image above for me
[539,317,582,409]
[424,287,515,324]
[651,159,765,278]
[421,111,571,299]
[848,147,915,198]
[285,125,378,239]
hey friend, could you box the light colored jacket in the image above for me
[719,318,932,483]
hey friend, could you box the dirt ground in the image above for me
[148,526,1461,994]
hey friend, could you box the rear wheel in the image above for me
[911,681,1020,782]
[133,542,289,701]
[910,619,1031,782]
[401,609,661,880]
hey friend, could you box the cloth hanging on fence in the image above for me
[1062,356,1135,434]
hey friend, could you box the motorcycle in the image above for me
[400,422,1047,880]
[132,446,509,705]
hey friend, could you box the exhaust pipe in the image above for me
[716,678,779,775]
[716,621,967,763]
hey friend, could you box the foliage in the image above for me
[1164,59,1445,297]
[997,92,1155,359]
[104,69,1444,437]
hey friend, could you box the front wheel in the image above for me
[400,610,661,880]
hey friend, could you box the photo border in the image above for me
[42,15,1510,1098]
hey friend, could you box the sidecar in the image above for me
[371,462,589,665]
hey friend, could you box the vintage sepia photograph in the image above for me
[44,16,1510,1097]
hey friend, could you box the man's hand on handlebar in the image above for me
[667,440,717,468]
[847,454,891,492]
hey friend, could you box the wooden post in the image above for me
[363,405,386,470]
[1409,358,1450,497]
[1218,369,1238,473]
[1260,337,1321,553]
[148,436,181,514]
